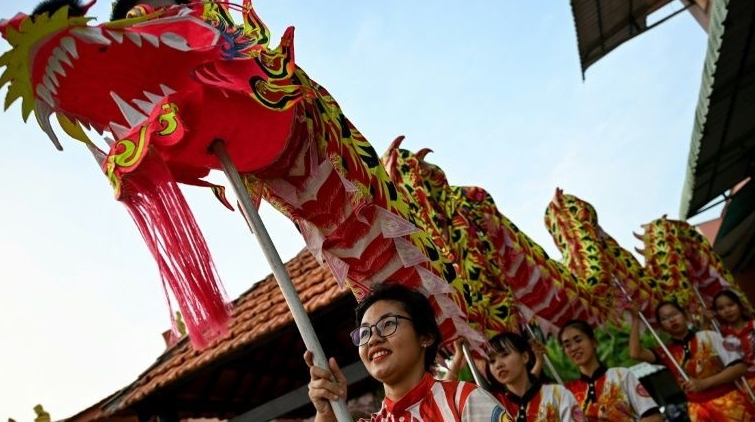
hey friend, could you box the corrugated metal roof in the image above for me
[570,0,675,75]
[680,0,755,219]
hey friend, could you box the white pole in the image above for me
[212,140,352,422]
[461,342,490,390]
[523,322,564,385]
[691,284,721,332]
[514,306,564,385]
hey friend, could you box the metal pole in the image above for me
[613,279,690,381]
[514,306,564,385]
[462,342,490,390]
[211,140,352,422]
[691,284,755,405]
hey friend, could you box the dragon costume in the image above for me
[382,139,596,336]
[545,190,749,324]
[638,215,749,312]
[2,0,745,352]
[545,189,660,323]
[0,0,482,351]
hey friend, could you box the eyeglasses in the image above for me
[659,311,682,322]
[350,315,414,346]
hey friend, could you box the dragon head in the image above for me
[1,0,308,177]
[544,188,601,243]
[383,136,452,207]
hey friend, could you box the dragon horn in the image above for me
[416,148,433,160]
[387,135,405,151]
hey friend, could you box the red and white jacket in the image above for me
[362,373,512,422]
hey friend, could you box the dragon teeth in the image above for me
[143,90,164,104]
[160,84,176,96]
[109,122,132,140]
[60,36,79,59]
[125,32,142,47]
[71,27,112,46]
[140,33,160,48]
[85,142,106,166]
[106,29,124,44]
[160,32,190,51]
[36,84,55,107]
[34,102,63,151]
[110,91,148,128]
[52,46,72,69]
[42,74,57,94]
[133,98,156,115]
[45,68,59,88]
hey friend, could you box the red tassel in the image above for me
[118,151,231,348]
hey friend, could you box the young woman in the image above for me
[485,332,584,421]
[629,301,755,421]
[713,289,755,388]
[559,319,662,422]
[445,332,583,421]
[305,282,512,422]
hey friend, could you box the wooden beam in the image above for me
[230,361,369,422]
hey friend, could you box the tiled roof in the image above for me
[65,248,355,422]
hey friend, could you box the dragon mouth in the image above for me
[107,84,176,139]
[5,3,296,173]
[30,9,217,147]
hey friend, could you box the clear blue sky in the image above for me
[0,1,711,419]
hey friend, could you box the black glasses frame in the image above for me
[350,314,414,346]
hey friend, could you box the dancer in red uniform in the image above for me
[446,332,583,421]
[630,301,755,422]
[305,283,511,422]
[485,332,584,421]
[713,289,755,390]
[560,320,662,422]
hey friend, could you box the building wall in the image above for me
[736,261,755,307]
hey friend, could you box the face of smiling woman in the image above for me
[715,294,744,325]
[358,299,431,390]
[559,326,598,368]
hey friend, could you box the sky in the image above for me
[0,1,713,420]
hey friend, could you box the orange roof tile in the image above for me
[66,249,353,422]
